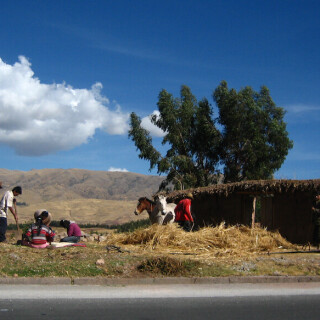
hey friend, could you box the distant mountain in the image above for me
[0,169,165,224]
[0,168,164,201]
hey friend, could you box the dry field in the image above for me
[13,199,142,225]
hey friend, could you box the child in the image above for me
[22,210,55,248]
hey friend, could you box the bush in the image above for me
[115,219,151,233]
[137,257,200,276]
[17,202,28,206]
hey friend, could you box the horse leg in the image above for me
[163,212,174,225]
[155,214,164,225]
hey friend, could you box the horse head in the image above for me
[134,197,154,216]
[154,195,171,215]
[154,195,176,224]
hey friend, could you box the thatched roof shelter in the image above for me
[159,179,320,244]
[161,179,320,202]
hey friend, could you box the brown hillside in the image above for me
[0,168,164,224]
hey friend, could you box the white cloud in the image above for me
[0,56,129,156]
[141,110,166,137]
[286,104,320,113]
[284,104,320,124]
[108,167,129,172]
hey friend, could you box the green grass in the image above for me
[0,245,105,277]
[1,243,319,278]
[0,243,239,278]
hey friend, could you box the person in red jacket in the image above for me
[174,193,194,232]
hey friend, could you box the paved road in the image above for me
[1,283,320,319]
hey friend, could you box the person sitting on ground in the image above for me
[22,210,55,248]
[60,219,82,243]
[174,193,194,232]
[33,209,46,220]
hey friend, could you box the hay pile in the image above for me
[106,223,296,261]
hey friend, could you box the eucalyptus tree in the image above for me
[129,85,221,190]
[213,81,293,182]
[129,82,293,189]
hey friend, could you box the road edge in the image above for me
[0,275,320,286]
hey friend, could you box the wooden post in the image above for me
[251,196,256,229]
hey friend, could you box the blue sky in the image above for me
[0,0,319,179]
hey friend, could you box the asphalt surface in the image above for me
[1,281,320,320]
[1,296,320,320]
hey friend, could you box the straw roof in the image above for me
[159,179,320,202]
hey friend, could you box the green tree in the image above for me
[129,85,221,190]
[129,82,293,189]
[213,81,293,182]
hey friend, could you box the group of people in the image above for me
[1,183,320,245]
[21,211,82,248]
[0,185,82,248]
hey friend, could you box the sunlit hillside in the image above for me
[0,169,164,224]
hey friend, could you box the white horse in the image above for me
[134,196,176,225]
[154,195,176,225]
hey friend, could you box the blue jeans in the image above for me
[0,217,7,242]
[60,236,80,243]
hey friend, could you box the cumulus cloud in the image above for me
[141,110,166,137]
[108,167,129,172]
[0,56,129,156]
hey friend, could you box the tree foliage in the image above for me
[129,82,293,189]
[129,85,221,190]
[214,81,293,182]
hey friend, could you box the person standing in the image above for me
[312,194,320,249]
[174,193,194,232]
[60,220,82,243]
[0,186,22,242]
